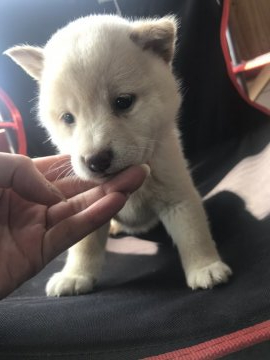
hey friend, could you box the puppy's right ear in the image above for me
[4,45,44,81]
[130,16,178,64]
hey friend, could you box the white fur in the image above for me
[6,15,232,296]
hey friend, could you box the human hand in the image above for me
[0,153,148,299]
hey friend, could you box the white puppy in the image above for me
[6,15,232,296]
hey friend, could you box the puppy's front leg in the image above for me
[160,194,232,290]
[46,223,109,296]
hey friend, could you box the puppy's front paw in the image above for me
[46,272,96,297]
[187,261,232,290]
[109,219,123,236]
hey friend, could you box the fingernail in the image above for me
[46,182,67,202]
[140,164,151,177]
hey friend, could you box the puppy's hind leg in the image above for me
[160,193,232,290]
[46,223,109,296]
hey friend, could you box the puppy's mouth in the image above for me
[87,167,129,183]
[99,167,129,178]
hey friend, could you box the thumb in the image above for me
[0,153,65,205]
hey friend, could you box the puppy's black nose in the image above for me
[85,149,113,173]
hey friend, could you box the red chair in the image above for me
[0,87,27,155]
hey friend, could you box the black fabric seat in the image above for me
[1,1,270,359]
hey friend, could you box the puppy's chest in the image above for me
[115,183,158,232]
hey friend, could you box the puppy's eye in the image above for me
[114,94,135,111]
[61,112,75,125]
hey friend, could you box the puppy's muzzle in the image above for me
[83,149,114,174]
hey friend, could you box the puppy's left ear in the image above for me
[4,45,44,81]
[130,16,178,64]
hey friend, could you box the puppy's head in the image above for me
[5,15,181,182]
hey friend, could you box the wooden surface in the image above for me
[229,0,270,61]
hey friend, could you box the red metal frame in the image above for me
[220,0,270,115]
[220,0,270,116]
[0,88,27,155]
[233,52,270,74]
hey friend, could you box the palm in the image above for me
[0,189,48,296]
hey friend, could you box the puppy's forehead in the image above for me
[44,17,136,68]
[42,17,150,98]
